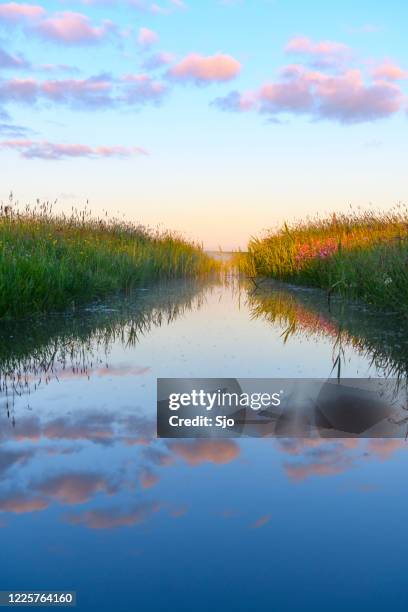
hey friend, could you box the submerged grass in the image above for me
[246,207,408,314]
[0,199,218,319]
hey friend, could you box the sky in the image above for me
[0,0,407,249]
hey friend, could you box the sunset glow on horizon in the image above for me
[1,0,407,249]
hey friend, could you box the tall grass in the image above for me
[247,207,408,313]
[0,279,209,414]
[247,280,408,380]
[0,199,218,319]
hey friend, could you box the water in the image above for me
[1,279,408,611]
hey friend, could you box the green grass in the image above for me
[0,200,218,319]
[0,279,210,410]
[246,207,408,314]
[247,280,408,380]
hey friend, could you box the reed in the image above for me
[246,207,408,313]
[0,199,218,319]
[247,280,408,380]
[0,278,210,415]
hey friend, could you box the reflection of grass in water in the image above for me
[247,281,408,380]
[0,279,210,418]
[246,208,408,313]
[0,199,219,319]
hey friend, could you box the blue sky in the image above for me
[0,0,407,248]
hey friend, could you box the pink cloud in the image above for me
[42,413,115,444]
[66,502,160,529]
[138,26,159,47]
[309,68,403,122]
[285,36,351,67]
[280,437,407,483]
[372,60,408,81]
[0,73,169,109]
[1,411,155,448]
[0,139,148,160]
[211,89,255,112]
[32,11,115,44]
[0,494,48,514]
[285,460,350,481]
[367,439,406,460]
[0,75,114,107]
[214,65,404,123]
[0,2,45,22]
[213,37,406,123]
[279,439,357,481]
[121,73,168,104]
[36,472,116,504]
[169,52,241,83]
[41,75,113,106]
[0,77,38,102]
[142,51,175,70]
[258,76,314,113]
[168,439,240,465]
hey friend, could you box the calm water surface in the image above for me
[1,279,407,611]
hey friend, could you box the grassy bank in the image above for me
[0,279,209,408]
[246,208,408,313]
[247,280,408,379]
[0,201,217,319]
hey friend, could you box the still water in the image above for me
[1,278,407,611]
